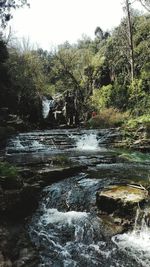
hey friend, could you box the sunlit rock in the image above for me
[96,185,148,219]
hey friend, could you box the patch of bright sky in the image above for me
[8,0,144,50]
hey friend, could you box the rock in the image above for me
[0,223,39,267]
[14,247,39,267]
[0,176,23,190]
[98,214,127,237]
[96,184,148,219]
[0,127,16,148]
[0,252,12,267]
[0,183,40,218]
[36,165,87,184]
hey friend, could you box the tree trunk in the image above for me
[126,0,134,81]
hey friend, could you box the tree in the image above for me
[95,27,104,40]
[5,48,47,120]
[94,27,110,41]
[137,0,150,12]
[0,0,29,28]
[0,36,11,108]
[125,0,135,81]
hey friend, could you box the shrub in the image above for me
[87,108,128,128]
[126,115,150,131]
[0,162,21,189]
[90,85,113,111]
[0,162,18,178]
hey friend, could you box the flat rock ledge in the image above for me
[96,184,148,219]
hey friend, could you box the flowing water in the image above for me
[5,129,150,266]
[42,98,55,119]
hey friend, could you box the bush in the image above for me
[87,108,128,128]
[90,85,113,111]
[126,115,150,131]
[0,162,21,190]
[0,162,18,178]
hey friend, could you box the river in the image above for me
[5,129,150,267]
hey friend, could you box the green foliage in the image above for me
[90,85,113,111]
[44,84,56,96]
[119,151,150,163]
[0,11,149,125]
[87,108,128,129]
[126,115,150,129]
[0,162,18,178]
[0,37,11,108]
[6,49,47,119]
[112,81,129,110]
[0,162,22,190]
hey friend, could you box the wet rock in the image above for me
[99,214,127,237]
[0,252,12,267]
[96,184,148,219]
[0,176,23,190]
[0,189,22,215]
[0,184,40,219]
[13,246,39,267]
[0,126,16,148]
[0,223,39,267]
[36,165,87,184]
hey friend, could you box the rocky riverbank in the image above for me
[114,116,150,152]
[1,126,150,266]
[0,156,87,267]
[0,221,39,267]
[96,184,149,232]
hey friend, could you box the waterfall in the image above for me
[112,208,150,267]
[42,98,55,119]
[75,133,100,151]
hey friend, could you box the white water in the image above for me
[76,133,100,151]
[112,208,150,267]
[30,204,113,267]
[42,98,55,118]
[6,138,45,153]
[41,208,88,225]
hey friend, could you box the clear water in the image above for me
[5,129,150,266]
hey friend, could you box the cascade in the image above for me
[112,208,150,267]
[42,98,55,119]
[5,129,150,266]
[75,133,99,151]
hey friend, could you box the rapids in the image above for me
[5,129,150,266]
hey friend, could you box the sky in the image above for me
[8,0,144,50]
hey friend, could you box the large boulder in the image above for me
[96,184,148,219]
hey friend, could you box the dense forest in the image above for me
[0,0,150,130]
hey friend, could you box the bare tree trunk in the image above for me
[126,0,134,82]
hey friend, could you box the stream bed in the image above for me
[6,129,150,267]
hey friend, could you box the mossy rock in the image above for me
[51,155,72,167]
[96,184,148,219]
